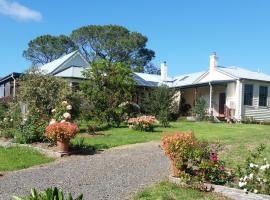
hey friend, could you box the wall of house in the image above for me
[242,80,270,121]
[181,85,226,116]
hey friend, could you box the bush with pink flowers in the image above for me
[162,132,233,185]
[127,115,157,132]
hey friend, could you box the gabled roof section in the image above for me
[54,66,86,79]
[218,66,270,82]
[172,71,205,87]
[40,50,89,75]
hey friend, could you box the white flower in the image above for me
[254,189,258,194]
[62,101,68,105]
[23,118,27,121]
[244,188,248,193]
[10,118,13,122]
[249,173,254,179]
[3,118,7,122]
[240,177,243,181]
[63,112,71,119]
[51,109,56,113]
[66,105,72,110]
[264,158,267,161]
[243,176,248,181]
[239,181,247,187]
[49,119,56,125]
[263,179,267,183]
[260,164,270,171]
[61,120,66,123]
[250,163,255,168]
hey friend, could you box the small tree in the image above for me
[142,85,176,127]
[81,60,135,127]
[193,98,207,121]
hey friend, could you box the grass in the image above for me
[0,146,54,172]
[131,181,230,200]
[73,121,270,168]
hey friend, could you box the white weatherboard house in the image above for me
[1,51,270,122]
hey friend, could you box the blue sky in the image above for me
[1,0,270,77]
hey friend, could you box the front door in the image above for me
[219,93,226,116]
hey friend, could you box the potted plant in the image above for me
[45,122,79,153]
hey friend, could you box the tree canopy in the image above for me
[23,35,77,65]
[71,25,155,70]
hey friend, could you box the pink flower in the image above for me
[210,152,218,161]
[219,166,225,171]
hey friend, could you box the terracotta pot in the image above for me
[57,139,70,153]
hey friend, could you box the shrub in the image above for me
[142,85,177,127]
[45,122,79,142]
[16,111,48,144]
[162,132,232,185]
[13,187,83,200]
[193,98,207,121]
[127,115,157,132]
[237,144,270,194]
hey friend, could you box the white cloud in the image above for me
[0,0,42,22]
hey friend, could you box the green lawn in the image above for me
[73,121,270,168]
[0,146,54,172]
[131,181,229,200]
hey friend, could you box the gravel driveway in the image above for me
[0,141,169,200]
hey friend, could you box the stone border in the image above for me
[169,175,270,200]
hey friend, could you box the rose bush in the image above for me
[127,115,157,132]
[50,100,73,123]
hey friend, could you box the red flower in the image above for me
[219,165,225,171]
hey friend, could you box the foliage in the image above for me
[118,101,140,118]
[23,34,77,65]
[142,85,177,127]
[13,187,83,200]
[179,97,192,116]
[162,132,232,185]
[236,144,270,194]
[242,116,256,124]
[45,122,79,142]
[141,63,161,75]
[50,100,72,123]
[193,98,208,121]
[15,111,48,144]
[0,102,22,139]
[81,59,135,127]
[18,67,71,117]
[0,99,8,120]
[127,116,157,132]
[71,25,154,70]
[0,146,53,172]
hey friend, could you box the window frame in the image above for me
[244,84,253,106]
[259,86,268,107]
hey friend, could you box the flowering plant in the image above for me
[50,101,72,124]
[162,132,232,185]
[127,115,157,132]
[237,144,270,194]
[45,122,79,141]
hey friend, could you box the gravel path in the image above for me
[0,141,169,200]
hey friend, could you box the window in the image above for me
[259,86,268,107]
[244,84,253,106]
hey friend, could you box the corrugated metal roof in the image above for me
[40,51,78,74]
[218,66,270,82]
